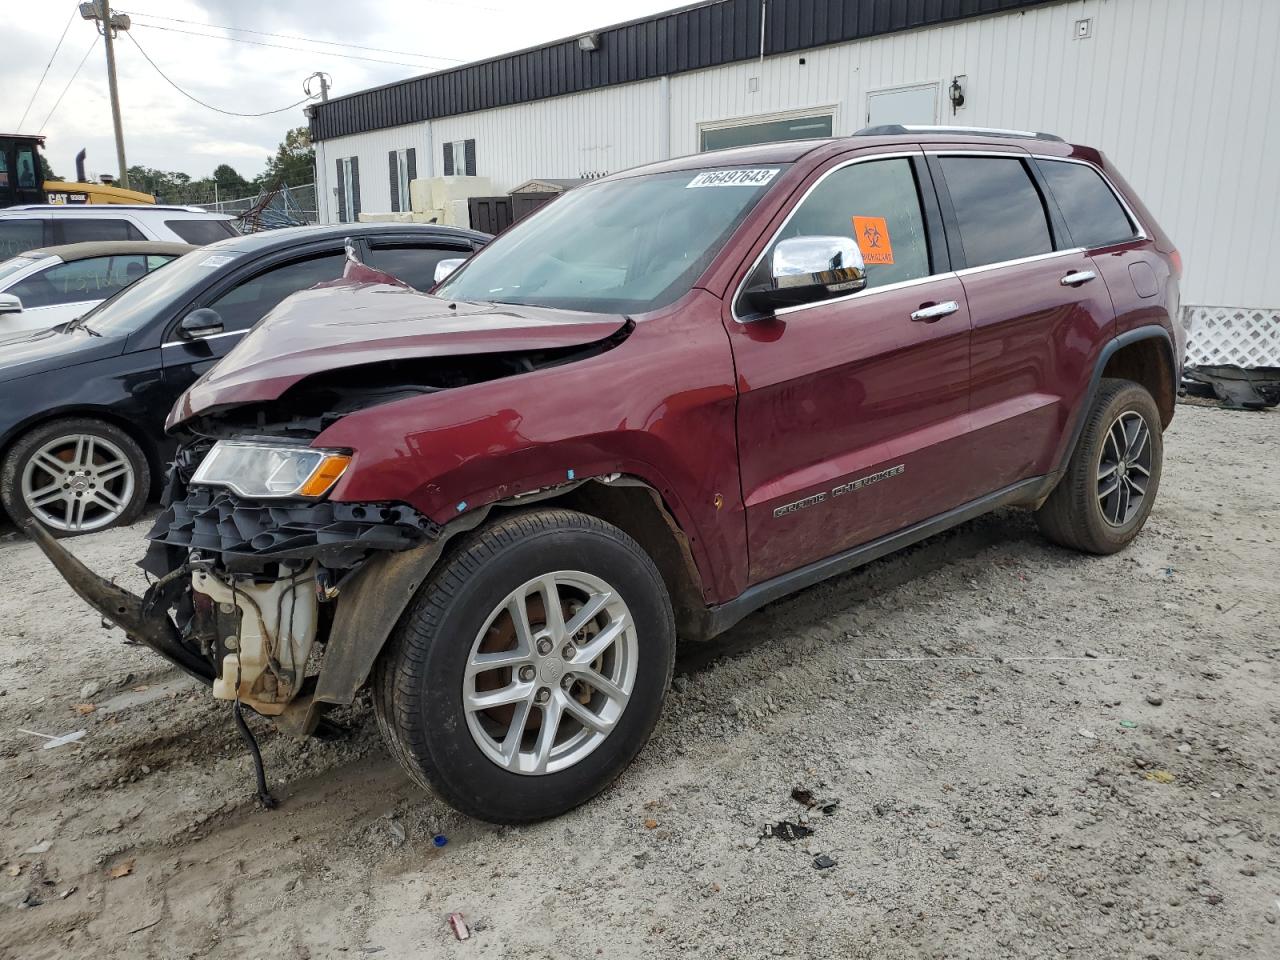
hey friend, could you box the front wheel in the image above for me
[1035,377,1164,554]
[373,508,676,823]
[0,418,151,536]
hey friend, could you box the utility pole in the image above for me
[304,71,332,102]
[79,1,131,188]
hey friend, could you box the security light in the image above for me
[577,34,600,52]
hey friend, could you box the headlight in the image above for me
[191,440,351,499]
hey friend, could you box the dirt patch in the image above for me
[1,403,1277,959]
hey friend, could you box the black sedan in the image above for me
[0,222,488,535]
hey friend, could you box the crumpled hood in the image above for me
[170,278,628,428]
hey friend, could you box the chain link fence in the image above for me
[201,183,319,231]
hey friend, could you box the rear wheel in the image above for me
[373,508,675,823]
[0,418,150,536]
[1035,378,1163,554]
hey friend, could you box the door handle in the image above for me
[1061,270,1097,287]
[910,300,960,322]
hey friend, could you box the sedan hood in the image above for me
[0,325,125,384]
[171,278,628,426]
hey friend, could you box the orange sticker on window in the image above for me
[852,216,894,265]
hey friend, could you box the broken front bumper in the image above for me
[25,484,467,735]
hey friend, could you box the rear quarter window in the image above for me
[1036,159,1137,249]
[55,218,146,244]
[165,218,240,244]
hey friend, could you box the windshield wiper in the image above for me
[64,314,101,336]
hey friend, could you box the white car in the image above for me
[0,205,237,262]
[0,241,193,337]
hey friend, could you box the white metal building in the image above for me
[309,0,1280,367]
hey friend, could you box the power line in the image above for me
[120,9,469,63]
[125,31,316,117]
[39,39,97,133]
[127,21,461,70]
[17,3,78,131]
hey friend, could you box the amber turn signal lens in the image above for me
[298,454,351,497]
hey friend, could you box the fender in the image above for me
[279,475,656,736]
[1034,323,1176,502]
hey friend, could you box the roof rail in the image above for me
[854,124,1065,143]
[0,204,221,213]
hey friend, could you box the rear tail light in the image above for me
[1170,249,1183,278]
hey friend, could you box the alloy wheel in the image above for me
[463,571,638,776]
[20,433,135,533]
[1096,410,1152,527]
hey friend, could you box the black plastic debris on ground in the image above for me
[813,854,837,870]
[792,786,840,816]
[761,820,813,842]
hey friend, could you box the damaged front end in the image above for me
[25,439,449,734]
[25,268,637,764]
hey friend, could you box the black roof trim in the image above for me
[311,0,1062,141]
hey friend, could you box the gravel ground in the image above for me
[0,402,1276,960]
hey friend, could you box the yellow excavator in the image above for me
[1,133,155,207]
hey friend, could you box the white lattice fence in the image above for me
[1184,306,1280,368]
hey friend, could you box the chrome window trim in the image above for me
[952,246,1086,278]
[730,150,924,324]
[730,147,1149,325]
[773,271,957,318]
[161,329,243,348]
[927,149,1149,242]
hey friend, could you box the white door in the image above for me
[867,83,939,126]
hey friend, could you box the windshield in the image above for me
[436,165,787,313]
[82,248,241,337]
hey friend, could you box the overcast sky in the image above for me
[7,0,682,189]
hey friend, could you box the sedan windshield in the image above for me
[436,166,788,313]
[81,248,241,337]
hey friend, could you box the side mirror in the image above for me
[179,308,224,339]
[433,257,467,284]
[744,236,867,316]
[0,293,23,315]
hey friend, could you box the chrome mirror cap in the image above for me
[434,257,467,284]
[742,235,867,318]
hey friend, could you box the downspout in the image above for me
[658,76,671,161]
[759,0,767,67]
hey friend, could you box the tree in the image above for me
[212,164,251,200]
[257,127,315,188]
[38,155,60,182]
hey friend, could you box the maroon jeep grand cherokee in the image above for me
[31,126,1183,822]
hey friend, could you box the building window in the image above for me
[442,139,476,177]
[865,82,939,126]
[699,113,833,152]
[388,148,417,212]
[335,156,360,223]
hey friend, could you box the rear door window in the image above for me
[365,241,474,290]
[55,217,146,244]
[939,156,1053,268]
[1036,159,1137,249]
[205,252,346,332]
[164,218,239,244]
[0,219,47,259]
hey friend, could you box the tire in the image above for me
[0,418,151,537]
[1035,378,1163,554]
[373,508,676,823]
